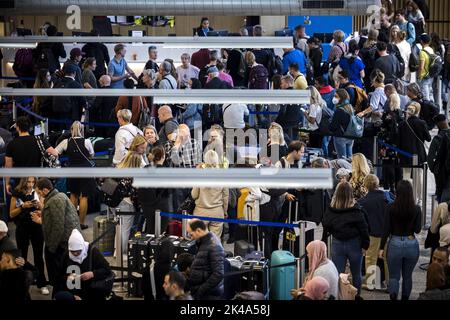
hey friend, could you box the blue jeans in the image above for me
[322,136,330,157]
[331,237,363,293]
[387,236,419,299]
[418,77,434,102]
[333,137,353,159]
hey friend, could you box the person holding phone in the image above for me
[9,176,49,295]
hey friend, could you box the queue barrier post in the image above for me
[113,207,127,294]
[422,163,428,229]
[299,221,306,286]
[12,99,17,122]
[155,209,161,238]
[182,210,188,238]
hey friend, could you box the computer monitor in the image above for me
[17,28,32,36]
[313,33,334,43]
[128,30,147,37]
[207,31,219,37]
[274,30,286,37]
[283,29,293,37]
[72,31,91,37]
[217,30,229,36]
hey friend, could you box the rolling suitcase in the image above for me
[128,234,155,273]
[149,234,197,257]
[239,258,270,299]
[270,250,295,300]
[234,240,255,258]
[93,215,116,256]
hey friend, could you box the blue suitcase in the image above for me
[270,250,295,300]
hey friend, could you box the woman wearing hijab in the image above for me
[62,229,112,300]
[296,276,330,300]
[291,240,339,299]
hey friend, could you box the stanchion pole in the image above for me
[327,235,332,260]
[412,155,418,201]
[437,76,442,112]
[12,99,17,122]
[422,163,428,229]
[182,210,188,238]
[295,257,301,289]
[155,209,161,237]
[431,194,437,225]
[299,221,306,285]
[113,208,127,293]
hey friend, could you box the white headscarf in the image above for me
[68,229,89,264]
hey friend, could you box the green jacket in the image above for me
[42,189,80,253]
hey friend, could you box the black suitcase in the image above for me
[128,275,144,297]
[149,234,197,257]
[239,259,269,299]
[234,240,255,258]
[128,234,155,273]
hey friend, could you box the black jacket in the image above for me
[329,106,351,136]
[82,42,111,79]
[0,268,30,302]
[204,77,232,90]
[188,232,224,300]
[398,116,431,165]
[53,76,86,121]
[62,245,112,300]
[322,205,370,250]
[276,103,301,128]
[35,42,67,74]
[309,47,323,78]
[357,190,390,238]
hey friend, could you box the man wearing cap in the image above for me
[418,33,435,101]
[63,47,85,85]
[204,66,232,89]
[52,63,87,126]
[428,114,450,202]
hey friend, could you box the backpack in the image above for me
[13,49,34,77]
[236,50,247,79]
[33,45,57,72]
[249,64,269,89]
[391,44,406,79]
[343,108,364,138]
[317,105,334,135]
[202,104,222,128]
[419,99,440,130]
[422,49,443,79]
[427,130,450,174]
[409,44,420,73]
[138,105,152,129]
[360,45,378,71]
[52,80,72,114]
[268,53,283,78]
[347,84,369,113]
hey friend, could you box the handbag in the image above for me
[177,194,196,214]
[424,226,441,249]
[100,178,125,208]
[88,246,115,295]
[71,137,95,167]
[35,134,61,168]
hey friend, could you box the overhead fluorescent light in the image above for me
[0,36,293,49]
[0,88,310,105]
[0,168,333,189]
[0,42,37,49]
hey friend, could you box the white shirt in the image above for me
[370,87,387,113]
[113,123,143,165]
[176,65,200,88]
[223,103,249,129]
[55,137,95,157]
[307,103,323,131]
[395,40,412,79]
[312,260,340,299]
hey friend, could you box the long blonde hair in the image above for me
[269,122,286,146]
[118,151,142,168]
[330,181,355,209]
[70,121,84,138]
[128,135,147,152]
[351,153,370,181]
[309,86,326,108]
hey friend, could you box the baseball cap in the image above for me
[0,220,8,233]
[63,63,79,74]
[70,47,86,57]
[419,33,431,43]
[207,66,219,74]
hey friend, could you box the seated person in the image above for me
[0,243,30,302]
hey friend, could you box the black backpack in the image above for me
[422,49,444,79]
[268,52,283,78]
[249,65,269,89]
[419,99,440,130]
[391,44,406,79]
[409,44,421,73]
[52,80,72,114]
[202,104,222,129]
[33,45,57,72]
